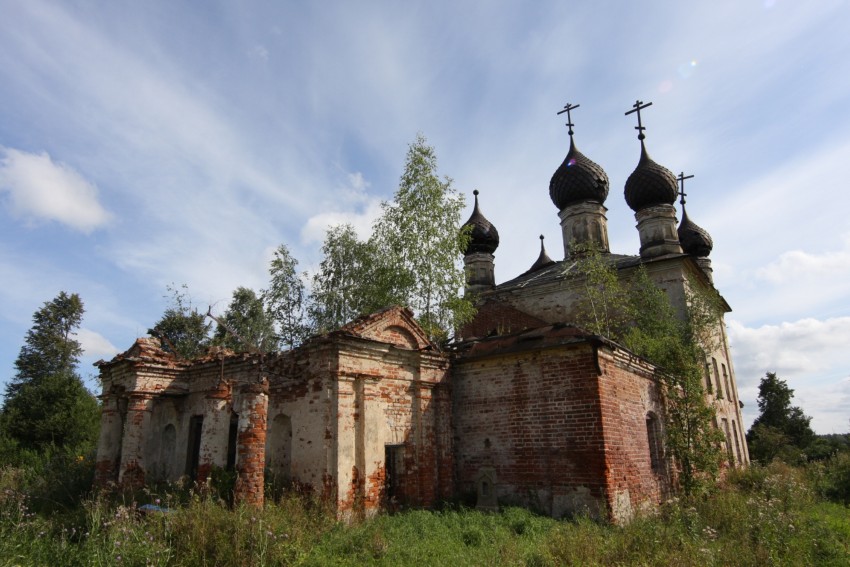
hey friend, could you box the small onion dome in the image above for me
[549,137,609,210]
[462,190,500,255]
[529,235,556,272]
[677,206,713,257]
[624,142,678,212]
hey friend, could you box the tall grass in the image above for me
[1,460,848,566]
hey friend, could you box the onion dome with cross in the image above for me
[549,103,609,210]
[676,173,713,257]
[462,190,500,255]
[623,100,679,212]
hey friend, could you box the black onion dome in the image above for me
[624,143,678,212]
[528,235,555,272]
[678,206,713,257]
[549,138,609,210]
[462,190,499,255]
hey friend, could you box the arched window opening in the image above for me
[732,420,742,465]
[646,412,663,474]
[712,358,723,399]
[721,418,733,462]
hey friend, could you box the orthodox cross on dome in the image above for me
[677,172,694,206]
[625,99,653,141]
[557,103,580,138]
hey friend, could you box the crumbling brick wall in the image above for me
[333,337,451,517]
[453,332,668,522]
[454,341,609,518]
[596,349,667,521]
[234,381,269,506]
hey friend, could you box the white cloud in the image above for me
[0,148,110,232]
[300,200,383,245]
[712,230,850,325]
[77,328,120,360]
[347,172,369,193]
[756,234,850,285]
[300,172,383,244]
[728,316,850,433]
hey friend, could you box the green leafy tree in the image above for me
[571,245,632,338]
[308,136,474,341]
[309,224,380,333]
[372,134,474,342]
[621,268,725,494]
[569,249,724,494]
[264,244,310,349]
[148,284,211,359]
[213,287,276,352]
[0,292,99,452]
[746,372,815,464]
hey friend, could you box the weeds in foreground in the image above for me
[1,461,848,566]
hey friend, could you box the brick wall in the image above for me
[596,349,667,521]
[454,342,610,518]
[454,334,668,522]
[333,337,451,517]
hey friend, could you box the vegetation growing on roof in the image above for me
[571,245,725,494]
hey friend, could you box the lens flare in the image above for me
[677,60,698,79]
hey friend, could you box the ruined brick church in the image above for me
[95,105,749,522]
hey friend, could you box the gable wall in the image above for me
[333,341,451,516]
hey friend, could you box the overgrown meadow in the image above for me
[1,453,849,566]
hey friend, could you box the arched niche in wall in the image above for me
[381,325,419,349]
[158,423,176,481]
[266,413,292,483]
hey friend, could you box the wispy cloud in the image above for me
[1,0,849,432]
[0,148,110,232]
[300,171,383,244]
[77,328,120,360]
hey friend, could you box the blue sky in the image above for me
[1,0,848,433]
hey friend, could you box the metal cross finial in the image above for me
[677,172,694,206]
[557,103,580,137]
[625,100,653,140]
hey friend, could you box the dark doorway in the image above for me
[385,444,405,503]
[186,416,204,480]
[226,412,238,471]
